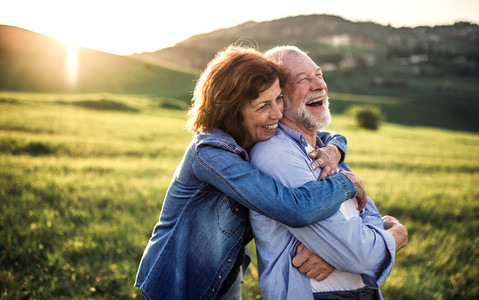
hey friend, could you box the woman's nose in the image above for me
[271,102,283,120]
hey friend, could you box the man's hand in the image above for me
[339,170,367,211]
[308,145,341,179]
[292,243,334,281]
[383,215,408,252]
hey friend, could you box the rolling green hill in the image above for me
[0,25,196,102]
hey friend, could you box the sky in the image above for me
[1,0,478,55]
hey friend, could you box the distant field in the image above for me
[1,92,478,299]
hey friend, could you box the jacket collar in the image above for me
[196,129,249,161]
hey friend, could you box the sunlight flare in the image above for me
[66,42,78,88]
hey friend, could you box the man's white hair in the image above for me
[264,45,309,65]
[265,46,331,131]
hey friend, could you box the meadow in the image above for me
[0,92,478,299]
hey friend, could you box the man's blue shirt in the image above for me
[249,124,396,300]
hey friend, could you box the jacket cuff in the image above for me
[334,172,357,199]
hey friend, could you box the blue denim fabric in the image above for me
[135,129,357,300]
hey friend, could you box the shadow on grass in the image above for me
[58,99,139,112]
[0,139,57,156]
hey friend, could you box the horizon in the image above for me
[1,0,478,55]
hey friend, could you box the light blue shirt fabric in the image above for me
[249,124,396,300]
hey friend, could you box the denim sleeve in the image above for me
[317,131,347,163]
[193,144,357,227]
[286,199,396,288]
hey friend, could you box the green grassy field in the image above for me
[1,92,478,299]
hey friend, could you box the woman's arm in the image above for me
[193,144,357,227]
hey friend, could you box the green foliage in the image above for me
[348,105,384,130]
[1,92,479,299]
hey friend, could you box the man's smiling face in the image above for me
[282,53,331,132]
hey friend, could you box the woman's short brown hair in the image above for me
[186,45,286,145]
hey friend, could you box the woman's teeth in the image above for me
[263,124,278,130]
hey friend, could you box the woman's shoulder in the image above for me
[196,129,246,155]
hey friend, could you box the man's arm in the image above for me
[286,199,397,288]
[250,138,396,288]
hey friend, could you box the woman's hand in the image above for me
[292,243,334,281]
[338,170,367,211]
[383,215,408,252]
[309,145,341,179]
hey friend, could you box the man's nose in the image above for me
[312,76,327,91]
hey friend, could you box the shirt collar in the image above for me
[278,123,325,149]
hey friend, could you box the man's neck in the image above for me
[280,116,317,147]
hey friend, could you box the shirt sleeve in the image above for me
[286,199,397,288]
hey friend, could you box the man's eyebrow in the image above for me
[293,71,307,80]
[293,67,323,79]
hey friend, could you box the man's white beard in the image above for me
[284,99,331,131]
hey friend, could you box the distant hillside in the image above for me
[0,25,195,101]
[134,14,479,75]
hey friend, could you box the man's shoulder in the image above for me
[251,128,295,156]
[250,128,305,171]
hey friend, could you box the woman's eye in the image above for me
[258,104,269,111]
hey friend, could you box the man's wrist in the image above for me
[330,144,344,164]
[333,145,341,165]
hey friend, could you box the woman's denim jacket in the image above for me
[135,129,357,300]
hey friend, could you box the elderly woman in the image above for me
[135,46,363,300]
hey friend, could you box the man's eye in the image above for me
[297,78,308,84]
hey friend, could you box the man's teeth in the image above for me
[306,97,324,105]
[263,124,278,130]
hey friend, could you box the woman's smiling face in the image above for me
[240,78,284,151]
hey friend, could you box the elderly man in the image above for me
[249,46,408,300]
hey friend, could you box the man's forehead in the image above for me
[283,55,320,76]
